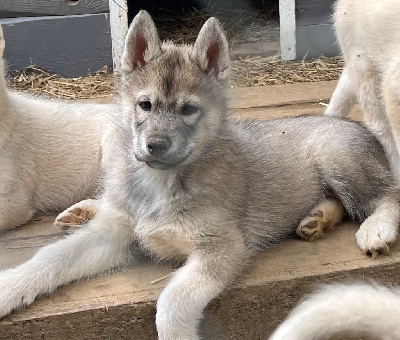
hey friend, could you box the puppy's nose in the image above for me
[146,137,171,156]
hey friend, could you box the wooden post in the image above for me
[109,0,128,73]
[279,0,296,60]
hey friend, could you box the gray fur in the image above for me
[1,10,399,340]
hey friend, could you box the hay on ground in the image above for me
[7,56,343,99]
[231,55,344,87]
[7,65,117,99]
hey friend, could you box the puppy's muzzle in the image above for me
[146,137,171,157]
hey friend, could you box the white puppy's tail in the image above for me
[270,283,400,340]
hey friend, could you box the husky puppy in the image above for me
[270,283,400,339]
[325,0,400,180]
[0,24,114,231]
[0,11,399,339]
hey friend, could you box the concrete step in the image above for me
[1,81,383,340]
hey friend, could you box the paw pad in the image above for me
[297,210,329,241]
[54,204,95,230]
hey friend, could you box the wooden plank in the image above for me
[0,0,109,18]
[296,23,339,59]
[2,216,400,339]
[229,80,337,110]
[279,0,296,60]
[1,14,112,77]
[109,0,128,73]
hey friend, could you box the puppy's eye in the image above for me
[139,101,152,111]
[181,105,198,116]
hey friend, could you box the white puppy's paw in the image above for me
[356,216,397,259]
[54,199,97,230]
[0,270,34,319]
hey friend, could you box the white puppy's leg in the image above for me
[0,24,4,57]
[325,67,356,117]
[156,230,247,340]
[350,59,400,180]
[383,62,400,179]
[0,200,34,231]
[54,198,98,230]
[269,283,400,340]
[0,23,7,103]
[297,199,347,241]
[0,203,134,318]
[0,163,34,231]
[356,193,400,258]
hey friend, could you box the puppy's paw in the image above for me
[356,216,397,259]
[0,270,34,319]
[297,210,329,241]
[54,199,96,230]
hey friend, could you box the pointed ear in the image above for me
[121,10,162,74]
[191,17,231,81]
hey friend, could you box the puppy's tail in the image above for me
[269,283,400,340]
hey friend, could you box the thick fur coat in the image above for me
[0,11,399,340]
[0,25,114,230]
[326,0,400,180]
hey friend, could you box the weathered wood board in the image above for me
[1,14,112,77]
[0,0,109,18]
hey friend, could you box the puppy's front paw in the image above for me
[0,270,34,319]
[356,216,397,259]
[54,199,96,230]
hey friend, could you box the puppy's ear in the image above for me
[191,17,231,81]
[121,10,162,74]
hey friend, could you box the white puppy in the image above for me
[0,24,114,231]
[326,0,400,180]
[270,283,400,339]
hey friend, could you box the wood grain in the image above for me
[0,0,109,18]
[279,0,296,60]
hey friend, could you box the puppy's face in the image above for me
[119,11,231,170]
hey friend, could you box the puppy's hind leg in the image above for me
[0,24,4,59]
[0,23,8,103]
[54,198,98,230]
[325,67,357,117]
[0,166,35,231]
[383,62,400,181]
[297,199,347,241]
[352,59,400,180]
[356,191,400,259]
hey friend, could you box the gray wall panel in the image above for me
[296,23,340,59]
[0,0,109,18]
[1,14,112,77]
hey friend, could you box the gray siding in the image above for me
[295,0,340,59]
[1,14,112,77]
[0,0,109,18]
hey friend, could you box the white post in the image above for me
[109,0,128,73]
[279,0,296,60]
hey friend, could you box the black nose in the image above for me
[146,137,171,156]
